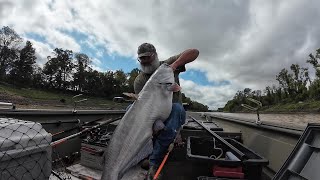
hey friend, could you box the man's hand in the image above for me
[152,120,165,136]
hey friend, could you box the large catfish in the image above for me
[101,63,181,180]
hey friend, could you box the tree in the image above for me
[264,86,274,105]
[181,93,192,104]
[32,66,45,89]
[73,53,91,92]
[43,48,74,90]
[43,56,59,88]
[309,79,320,100]
[114,70,128,95]
[102,71,116,97]
[55,48,74,90]
[307,48,320,78]
[0,26,22,81]
[243,88,251,97]
[189,100,209,112]
[306,49,320,100]
[9,41,36,87]
[289,64,309,101]
[276,68,295,99]
[127,68,140,92]
[83,70,103,96]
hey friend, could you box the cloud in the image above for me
[2,0,320,109]
[91,57,102,67]
[30,40,53,66]
[0,0,80,51]
[96,50,104,58]
[44,30,81,52]
[180,79,237,110]
[90,64,105,72]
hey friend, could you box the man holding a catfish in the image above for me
[133,43,199,179]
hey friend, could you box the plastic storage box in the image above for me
[80,128,112,170]
[273,123,320,180]
[0,118,52,180]
[80,143,107,170]
[187,136,268,180]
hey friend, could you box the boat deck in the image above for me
[49,113,269,180]
[50,164,103,180]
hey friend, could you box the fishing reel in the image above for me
[82,128,113,146]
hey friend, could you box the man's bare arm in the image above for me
[170,49,199,70]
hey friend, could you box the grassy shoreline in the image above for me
[2,84,320,113]
[0,84,130,110]
[260,101,320,113]
[226,101,320,114]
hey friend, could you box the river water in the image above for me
[206,112,320,129]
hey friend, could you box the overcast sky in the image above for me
[1,0,320,109]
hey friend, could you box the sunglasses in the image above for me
[137,53,155,63]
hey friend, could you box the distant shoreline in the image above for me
[223,111,320,114]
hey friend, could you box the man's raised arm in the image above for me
[170,49,199,70]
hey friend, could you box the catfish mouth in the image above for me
[163,63,171,67]
[159,82,173,85]
[163,62,175,71]
[158,81,181,92]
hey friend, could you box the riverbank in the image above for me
[222,98,320,114]
[2,83,320,113]
[208,112,320,129]
[230,101,320,114]
[0,84,130,110]
[260,101,320,113]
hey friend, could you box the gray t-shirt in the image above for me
[134,54,186,104]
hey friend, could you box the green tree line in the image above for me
[0,26,208,111]
[224,48,320,112]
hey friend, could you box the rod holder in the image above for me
[72,94,88,113]
[241,98,262,125]
[0,102,16,109]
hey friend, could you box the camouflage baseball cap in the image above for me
[137,43,156,58]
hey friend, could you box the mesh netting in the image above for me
[0,116,119,180]
[0,118,52,180]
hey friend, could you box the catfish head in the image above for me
[146,63,181,95]
[136,63,181,121]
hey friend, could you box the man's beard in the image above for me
[140,55,160,74]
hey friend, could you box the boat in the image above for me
[0,106,318,180]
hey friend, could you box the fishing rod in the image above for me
[51,116,122,147]
[52,116,112,137]
[153,129,182,180]
[189,115,246,159]
[153,143,174,180]
[41,120,80,125]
